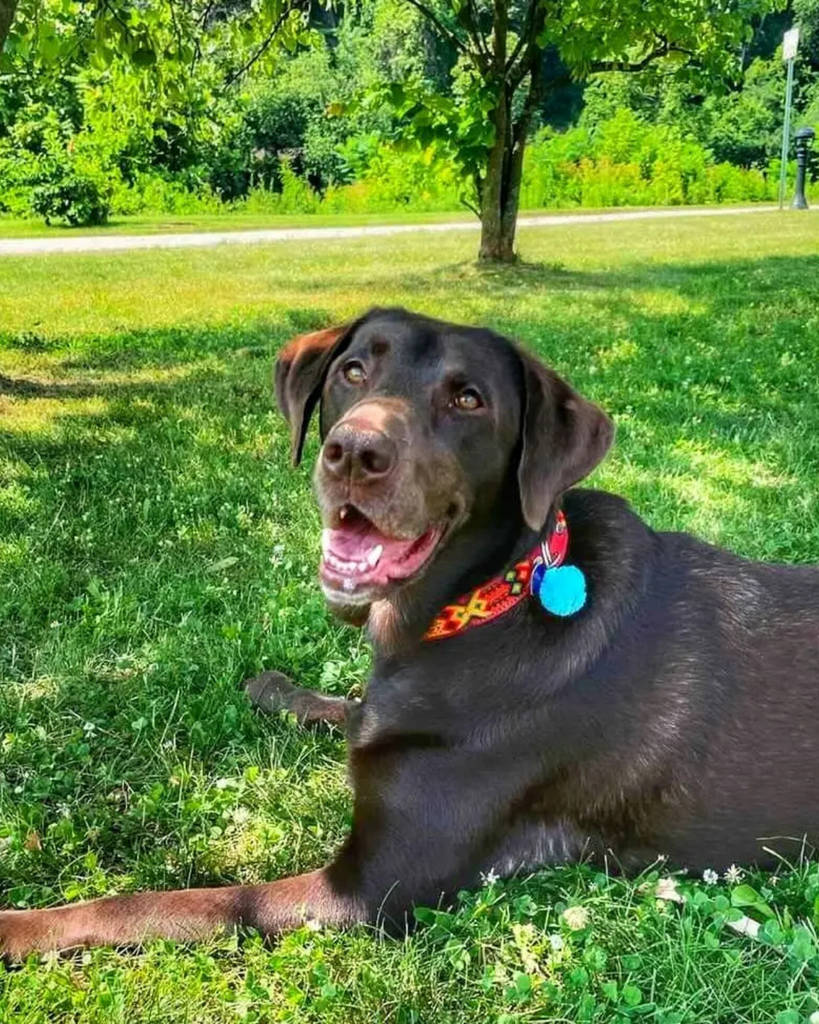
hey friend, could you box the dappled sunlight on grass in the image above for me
[1,213,819,1020]
[0,394,110,434]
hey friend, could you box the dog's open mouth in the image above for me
[320,505,443,598]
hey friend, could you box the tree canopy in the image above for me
[1,0,816,247]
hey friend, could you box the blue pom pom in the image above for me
[534,564,586,617]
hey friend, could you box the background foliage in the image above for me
[0,0,817,225]
[0,0,814,225]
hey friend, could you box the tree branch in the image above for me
[167,0,186,62]
[191,0,217,70]
[504,0,537,79]
[222,3,296,89]
[540,38,695,91]
[100,0,133,41]
[466,0,490,62]
[453,0,490,72]
[403,0,468,56]
[492,0,508,69]
[588,40,693,75]
[0,0,18,53]
[511,45,543,149]
[460,193,480,216]
[507,2,546,91]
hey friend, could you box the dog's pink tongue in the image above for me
[324,515,381,559]
[321,518,437,583]
[323,521,415,568]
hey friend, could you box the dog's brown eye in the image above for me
[342,361,367,385]
[453,387,483,411]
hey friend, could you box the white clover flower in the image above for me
[723,864,743,884]
[480,868,499,887]
[702,868,719,885]
[548,933,564,952]
[561,906,590,930]
[655,877,685,904]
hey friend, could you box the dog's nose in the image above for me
[322,423,398,483]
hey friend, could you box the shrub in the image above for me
[518,114,777,211]
[0,109,119,226]
[31,172,112,227]
[110,172,223,216]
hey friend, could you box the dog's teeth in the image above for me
[321,529,331,556]
[367,544,383,567]
[339,507,348,521]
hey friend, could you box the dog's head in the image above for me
[276,308,613,621]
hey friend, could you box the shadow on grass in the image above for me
[397,249,819,309]
[1,252,819,902]
[0,306,334,378]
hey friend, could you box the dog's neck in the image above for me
[367,496,543,656]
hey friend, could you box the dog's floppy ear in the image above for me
[517,350,614,531]
[275,325,351,465]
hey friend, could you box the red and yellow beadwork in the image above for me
[424,511,569,641]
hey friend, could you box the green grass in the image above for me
[0,202,776,239]
[1,212,819,1022]
[0,208,481,238]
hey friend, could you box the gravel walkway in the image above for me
[0,205,796,256]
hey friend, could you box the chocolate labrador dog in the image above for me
[2,306,819,960]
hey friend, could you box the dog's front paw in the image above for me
[243,670,302,715]
[243,671,350,726]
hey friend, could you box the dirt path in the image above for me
[0,205,799,256]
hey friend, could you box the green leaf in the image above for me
[787,926,816,964]
[730,884,774,919]
[703,929,720,949]
[602,981,618,1002]
[37,31,61,63]
[207,556,239,572]
[760,918,786,945]
[131,46,157,67]
[775,1011,801,1024]
[621,984,642,1007]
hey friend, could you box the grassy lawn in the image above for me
[1,212,819,1022]
[0,202,780,239]
[0,208,482,239]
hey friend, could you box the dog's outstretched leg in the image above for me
[0,869,364,962]
[244,670,352,726]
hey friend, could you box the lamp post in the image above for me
[791,127,815,210]
[779,27,800,209]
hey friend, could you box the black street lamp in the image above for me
[792,127,815,210]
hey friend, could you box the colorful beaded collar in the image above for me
[424,510,587,642]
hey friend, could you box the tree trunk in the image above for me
[0,0,18,53]
[479,51,542,264]
[498,127,528,253]
[479,88,519,262]
[477,92,507,260]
